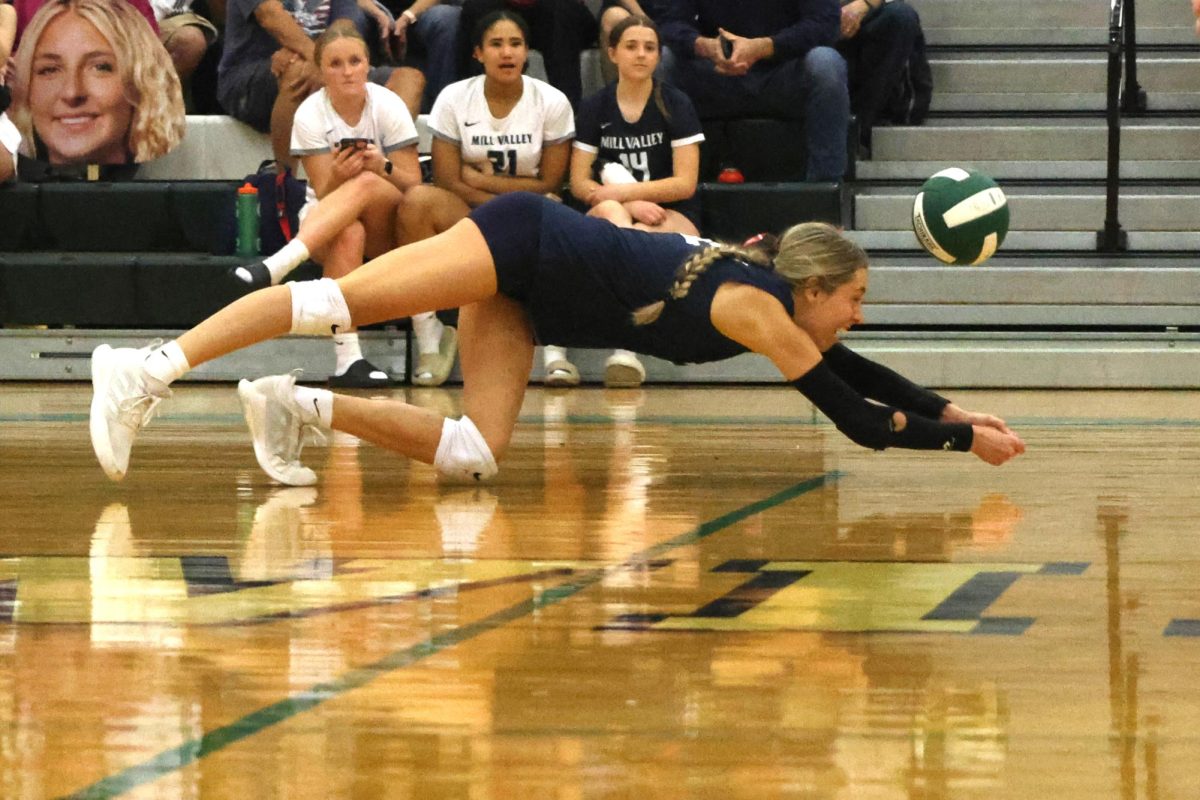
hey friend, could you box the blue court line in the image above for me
[58,471,843,800]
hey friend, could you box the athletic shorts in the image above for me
[219,60,398,134]
[467,192,548,303]
[159,12,219,46]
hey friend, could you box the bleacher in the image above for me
[849,0,1200,387]
[4,0,1199,386]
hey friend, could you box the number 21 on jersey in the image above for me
[486,149,517,176]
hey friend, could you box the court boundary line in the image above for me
[59,471,843,800]
[6,412,1200,428]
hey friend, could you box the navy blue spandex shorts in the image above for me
[467,193,551,303]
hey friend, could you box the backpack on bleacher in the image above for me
[884,30,932,126]
[243,160,306,255]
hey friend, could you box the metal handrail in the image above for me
[1098,0,1129,252]
[1121,0,1146,113]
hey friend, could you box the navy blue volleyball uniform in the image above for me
[574,81,704,228]
[469,193,793,365]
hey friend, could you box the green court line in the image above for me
[58,471,843,800]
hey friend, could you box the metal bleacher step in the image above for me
[842,330,1200,388]
[871,118,1200,162]
[912,0,1193,47]
[858,117,1200,181]
[856,158,1200,181]
[856,253,1200,327]
[851,228,1200,253]
[855,183,1200,232]
[929,55,1200,113]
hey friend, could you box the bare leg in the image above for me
[270,60,313,170]
[315,223,365,334]
[359,183,403,258]
[396,184,470,246]
[297,173,402,254]
[162,25,208,83]
[311,222,365,280]
[630,207,700,236]
[321,293,534,464]
[176,219,497,368]
[458,294,535,457]
[327,395,446,462]
[385,66,425,120]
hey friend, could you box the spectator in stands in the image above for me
[568,13,701,387]
[456,0,596,109]
[149,0,219,107]
[397,9,574,386]
[229,21,427,388]
[657,0,849,183]
[1193,0,1200,35]
[374,0,462,112]
[595,0,660,83]
[9,0,184,167]
[836,0,920,155]
[217,0,423,169]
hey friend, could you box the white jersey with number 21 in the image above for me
[428,75,575,179]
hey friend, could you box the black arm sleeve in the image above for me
[793,361,973,453]
[823,343,951,420]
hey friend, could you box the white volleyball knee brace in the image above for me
[434,416,499,484]
[289,278,352,336]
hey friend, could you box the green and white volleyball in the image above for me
[912,168,1009,265]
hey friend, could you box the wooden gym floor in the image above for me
[2,382,1200,799]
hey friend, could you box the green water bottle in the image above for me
[236,182,260,257]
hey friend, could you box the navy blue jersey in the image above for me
[574,82,704,227]
[470,194,795,365]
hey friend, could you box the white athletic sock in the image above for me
[543,345,568,367]
[263,239,311,284]
[331,331,364,375]
[412,312,444,356]
[143,340,190,388]
[293,385,334,428]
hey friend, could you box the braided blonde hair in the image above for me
[632,222,867,325]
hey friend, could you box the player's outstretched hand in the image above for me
[970,425,1025,466]
[942,402,1013,434]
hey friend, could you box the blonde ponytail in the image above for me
[631,222,866,326]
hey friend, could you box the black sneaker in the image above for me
[329,359,391,389]
[228,260,271,291]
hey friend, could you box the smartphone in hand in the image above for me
[338,137,370,151]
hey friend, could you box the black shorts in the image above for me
[467,192,549,303]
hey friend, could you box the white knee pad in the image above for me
[434,416,499,484]
[289,278,352,336]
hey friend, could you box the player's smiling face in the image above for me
[794,267,868,350]
[475,19,527,84]
[28,10,134,165]
[610,24,659,80]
